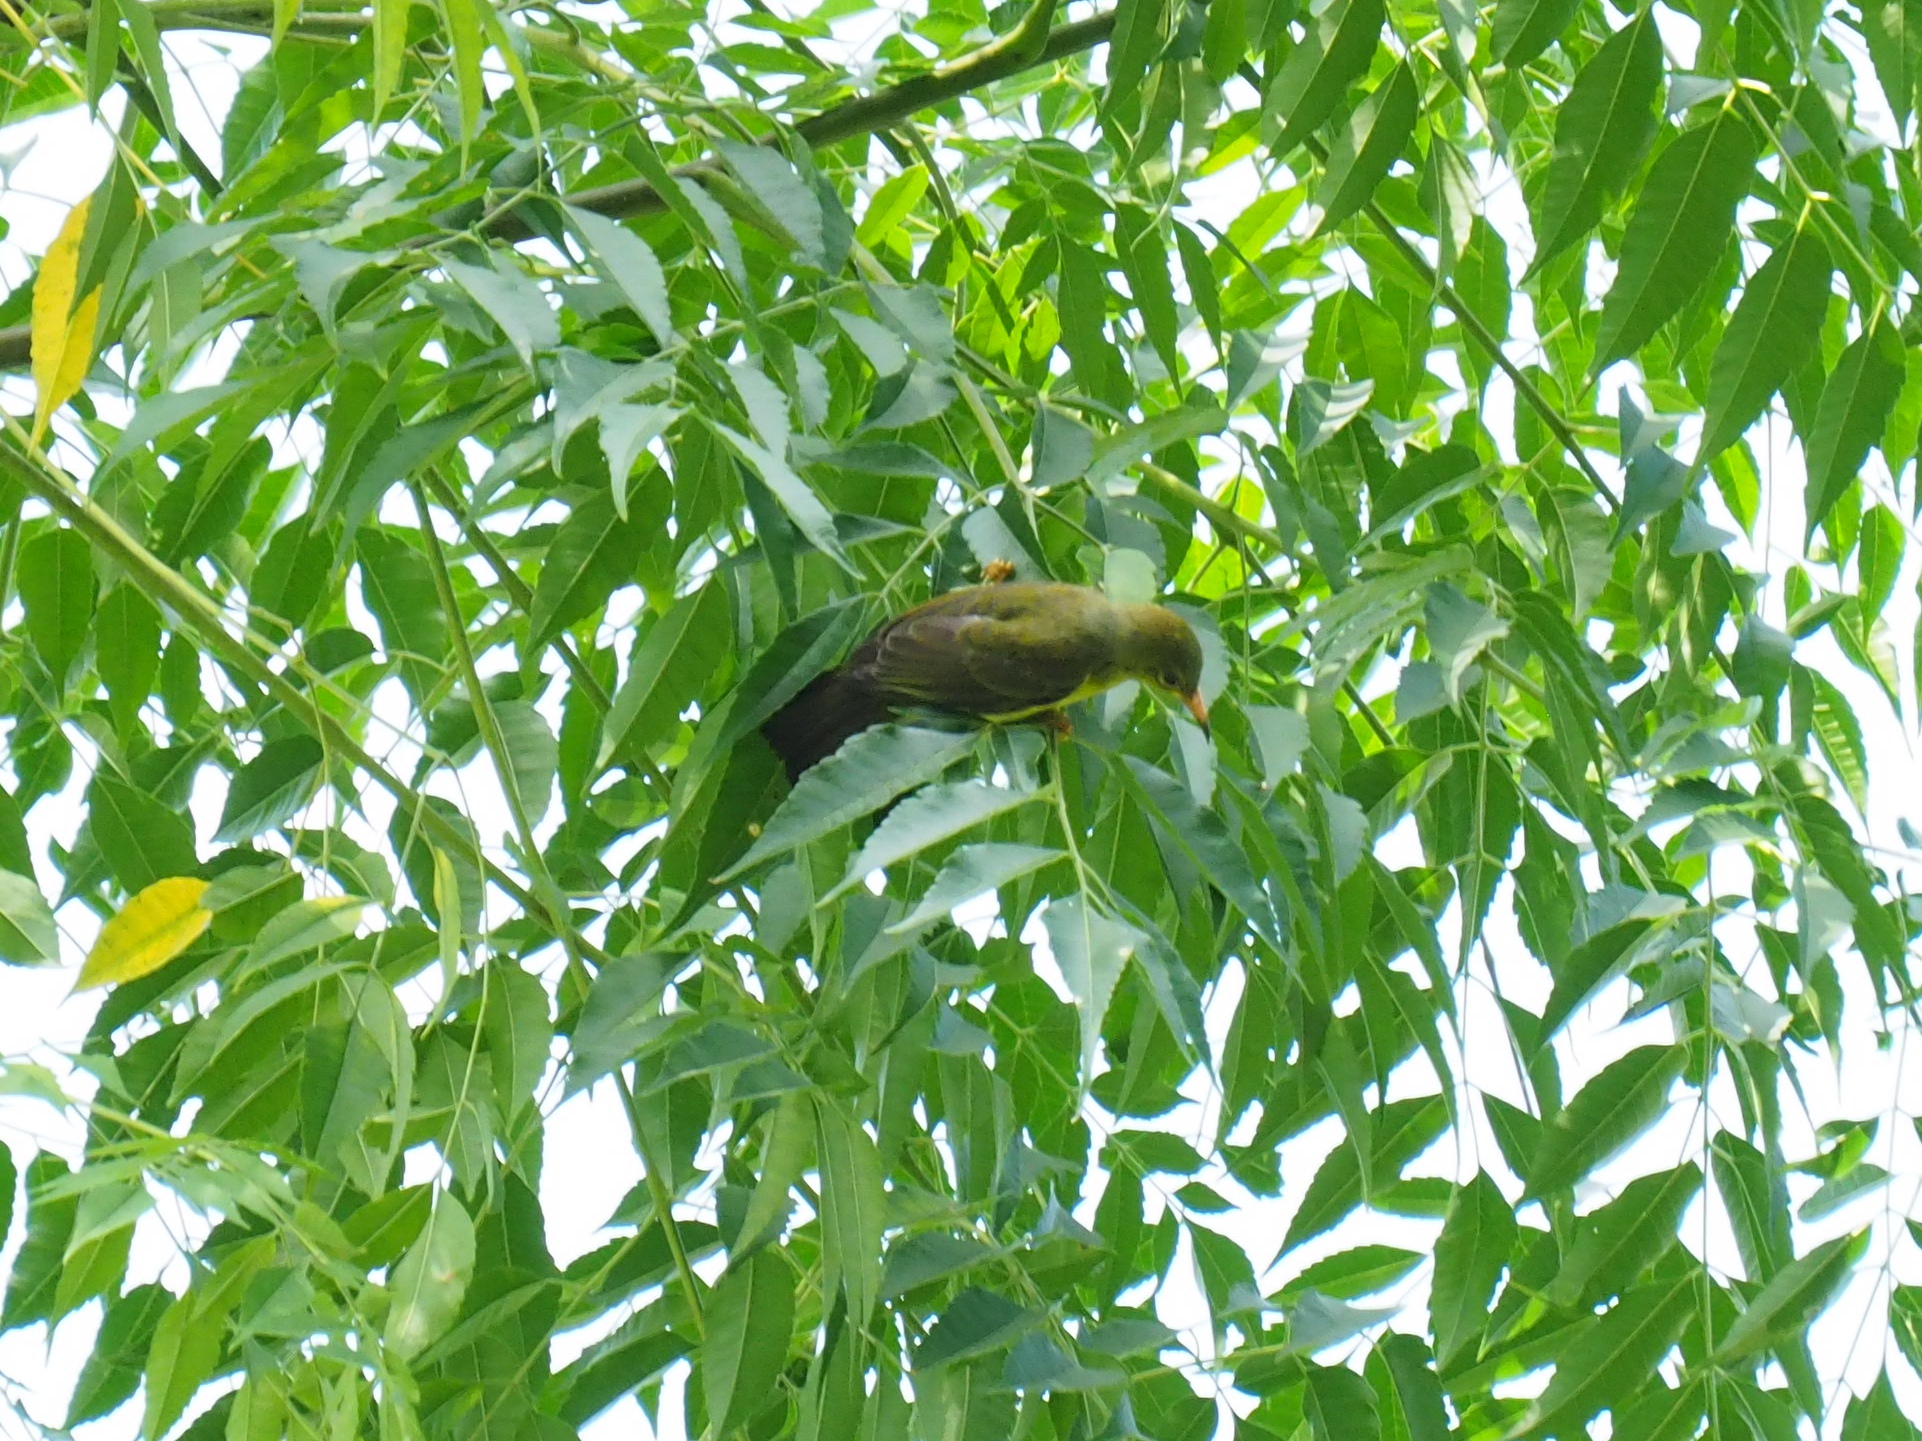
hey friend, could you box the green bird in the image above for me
[762,581,1209,779]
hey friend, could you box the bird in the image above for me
[760,580,1209,780]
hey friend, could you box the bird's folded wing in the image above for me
[867,611,1097,717]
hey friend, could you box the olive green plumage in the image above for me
[762,582,1208,779]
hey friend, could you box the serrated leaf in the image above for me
[1522,1274,1695,1437]
[76,877,211,990]
[1532,12,1662,265]
[18,528,96,689]
[722,725,976,878]
[1548,1162,1701,1307]
[1315,65,1417,234]
[1529,1044,1683,1194]
[1265,0,1385,156]
[384,1192,476,1359]
[1593,113,1758,368]
[1805,320,1904,539]
[568,205,675,345]
[888,842,1062,934]
[1044,895,1146,1092]
[814,1100,884,1323]
[703,1250,794,1431]
[0,870,58,966]
[915,1288,1038,1370]
[713,421,850,570]
[1700,228,1833,458]
[830,781,1040,900]
[238,896,368,974]
[216,735,325,841]
[1714,1231,1866,1360]
[31,198,101,445]
[1430,1172,1516,1367]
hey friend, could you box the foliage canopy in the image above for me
[0,0,1919,1434]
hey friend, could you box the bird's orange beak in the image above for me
[1182,690,1210,734]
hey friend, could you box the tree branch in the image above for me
[0,5,1117,370]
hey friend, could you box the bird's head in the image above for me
[1119,604,1209,732]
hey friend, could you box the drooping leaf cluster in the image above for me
[0,0,1918,1433]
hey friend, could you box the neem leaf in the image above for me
[1529,1044,1684,1194]
[1700,227,1832,459]
[722,725,977,878]
[1315,65,1418,234]
[567,205,674,345]
[829,780,1041,900]
[215,735,325,841]
[76,878,211,990]
[1044,895,1146,1091]
[703,1250,794,1432]
[1264,0,1385,156]
[0,870,58,966]
[1593,112,1758,368]
[888,842,1062,934]
[1804,319,1904,539]
[1532,12,1662,266]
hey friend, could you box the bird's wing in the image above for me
[862,602,1103,717]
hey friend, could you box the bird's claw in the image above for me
[981,559,1017,584]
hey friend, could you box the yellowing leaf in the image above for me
[77,877,212,991]
[31,198,102,448]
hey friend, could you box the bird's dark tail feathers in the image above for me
[760,669,891,781]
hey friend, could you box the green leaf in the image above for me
[1547,1162,1701,1307]
[1700,227,1833,458]
[0,869,57,966]
[1492,0,1578,65]
[1265,0,1385,156]
[829,780,1039,900]
[915,1288,1039,1370]
[889,842,1062,935]
[1714,1231,1866,1361]
[444,257,561,363]
[567,205,674,345]
[87,772,198,894]
[713,421,850,570]
[1423,582,1508,701]
[358,528,449,707]
[384,1191,477,1359]
[1430,1172,1516,1367]
[18,527,96,688]
[703,1249,794,1433]
[814,1099,884,1323]
[237,897,367,975]
[526,494,645,651]
[1277,1244,1425,1300]
[1532,12,1662,266]
[1810,671,1870,813]
[1529,1045,1684,1194]
[1043,895,1146,1091]
[1315,65,1418,234]
[1805,320,1905,538]
[1521,1274,1695,1438]
[95,583,161,737]
[216,735,324,841]
[602,584,731,763]
[492,698,558,822]
[718,141,825,269]
[566,951,673,1096]
[67,1282,170,1426]
[722,725,977,878]
[1304,1363,1379,1441]
[1593,113,1758,368]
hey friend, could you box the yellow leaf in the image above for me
[77,877,212,991]
[31,198,103,448]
